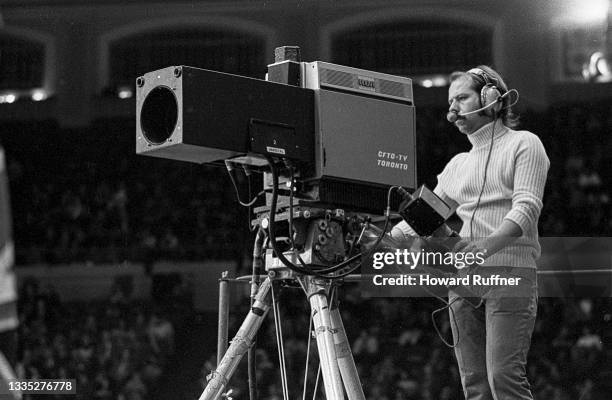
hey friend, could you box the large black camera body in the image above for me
[136,61,416,213]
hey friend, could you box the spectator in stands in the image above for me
[148,313,175,358]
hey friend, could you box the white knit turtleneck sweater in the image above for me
[393,120,550,268]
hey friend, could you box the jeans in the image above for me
[448,268,537,400]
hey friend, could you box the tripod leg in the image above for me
[199,277,273,400]
[307,281,345,400]
[217,272,230,365]
[330,306,365,400]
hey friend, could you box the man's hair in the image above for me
[449,65,520,128]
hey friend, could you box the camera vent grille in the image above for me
[379,79,406,98]
[320,68,354,89]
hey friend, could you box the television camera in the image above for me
[135,47,455,400]
[136,49,416,213]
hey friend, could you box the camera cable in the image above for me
[271,282,290,400]
[468,117,498,241]
[225,160,265,207]
[264,156,321,276]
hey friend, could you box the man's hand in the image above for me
[453,238,489,254]
[452,239,489,269]
[451,219,523,269]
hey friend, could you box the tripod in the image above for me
[199,205,368,400]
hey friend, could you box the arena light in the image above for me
[0,93,17,104]
[417,75,448,88]
[431,76,448,87]
[555,0,610,25]
[421,79,433,88]
[31,89,48,102]
[117,85,133,99]
[573,0,609,24]
[582,51,612,81]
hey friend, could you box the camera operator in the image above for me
[392,65,549,400]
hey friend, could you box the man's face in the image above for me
[447,76,492,135]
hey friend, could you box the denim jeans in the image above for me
[448,268,537,400]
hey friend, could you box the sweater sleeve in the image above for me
[390,220,418,240]
[504,132,550,233]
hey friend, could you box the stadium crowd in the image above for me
[16,278,179,400]
[2,102,611,267]
[14,277,610,400]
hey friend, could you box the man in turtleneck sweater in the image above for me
[392,66,549,400]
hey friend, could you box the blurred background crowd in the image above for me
[13,277,611,400]
[3,100,611,267]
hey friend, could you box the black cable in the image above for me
[302,309,314,400]
[264,156,397,279]
[387,259,463,348]
[271,283,289,399]
[300,186,397,278]
[288,167,295,248]
[264,156,318,276]
[469,118,498,241]
[247,174,259,232]
[226,161,265,207]
[412,116,497,348]
[265,156,351,277]
[445,117,499,346]
[287,166,311,270]
[313,186,399,278]
[431,295,461,348]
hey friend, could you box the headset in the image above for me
[467,67,504,116]
[447,67,518,123]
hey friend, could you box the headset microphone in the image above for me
[446,99,499,123]
[447,111,459,123]
[447,89,517,124]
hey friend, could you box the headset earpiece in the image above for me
[467,67,504,116]
[480,84,502,115]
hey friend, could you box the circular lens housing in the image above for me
[140,86,178,144]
